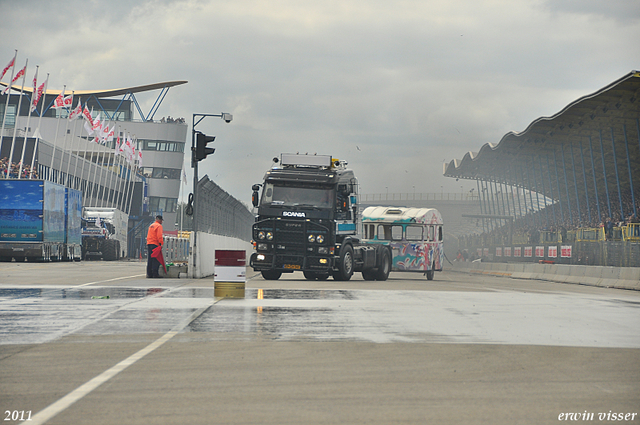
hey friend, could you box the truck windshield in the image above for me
[261,183,334,209]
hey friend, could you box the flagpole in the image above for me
[104,121,118,207]
[110,127,123,207]
[95,132,109,208]
[18,65,38,178]
[56,91,73,186]
[126,136,140,215]
[115,129,127,210]
[121,134,134,212]
[48,84,65,183]
[77,133,94,202]
[6,59,28,179]
[79,106,95,201]
[85,110,101,205]
[119,132,133,211]
[65,97,81,188]
[69,102,83,189]
[29,72,48,179]
[0,50,17,178]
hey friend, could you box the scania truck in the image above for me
[250,153,391,281]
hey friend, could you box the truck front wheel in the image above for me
[333,245,354,281]
[261,270,282,280]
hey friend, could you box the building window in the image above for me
[140,139,184,153]
[141,167,181,180]
[149,196,178,213]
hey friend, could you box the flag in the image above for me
[106,127,115,142]
[82,105,93,125]
[182,168,187,185]
[84,108,95,136]
[137,148,142,164]
[151,245,167,274]
[0,56,14,81]
[100,123,110,143]
[92,113,102,134]
[68,98,82,120]
[52,92,73,109]
[2,64,26,94]
[30,75,47,113]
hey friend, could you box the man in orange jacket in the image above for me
[147,215,164,278]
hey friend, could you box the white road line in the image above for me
[29,299,218,425]
[76,274,147,287]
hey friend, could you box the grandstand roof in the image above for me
[0,80,188,97]
[443,71,640,207]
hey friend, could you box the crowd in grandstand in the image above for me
[459,189,640,247]
[0,157,39,179]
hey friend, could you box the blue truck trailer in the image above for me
[0,179,82,262]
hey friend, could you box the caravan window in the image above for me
[377,225,403,241]
[406,226,423,241]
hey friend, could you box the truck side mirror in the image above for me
[252,184,260,207]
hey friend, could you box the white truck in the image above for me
[81,207,128,260]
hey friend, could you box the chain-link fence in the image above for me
[195,175,253,242]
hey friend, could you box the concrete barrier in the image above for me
[449,261,640,291]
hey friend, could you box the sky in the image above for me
[1,0,639,204]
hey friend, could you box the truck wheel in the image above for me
[261,270,282,280]
[101,239,118,261]
[361,270,376,280]
[375,248,391,281]
[333,245,354,281]
[426,261,435,281]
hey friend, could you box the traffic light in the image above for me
[195,131,215,161]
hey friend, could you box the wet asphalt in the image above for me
[0,261,639,424]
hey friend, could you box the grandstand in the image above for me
[443,71,640,266]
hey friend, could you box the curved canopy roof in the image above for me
[0,80,188,97]
[443,71,640,210]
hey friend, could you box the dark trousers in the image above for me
[147,244,160,277]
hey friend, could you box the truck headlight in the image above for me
[257,243,268,251]
[318,247,329,254]
[266,232,273,240]
[258,231,266,240]
[316,235,324,244]
[308,234,315,243]
[256,254,266,261]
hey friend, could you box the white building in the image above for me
[1,81,188,256]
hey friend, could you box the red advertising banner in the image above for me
[548,246,558,258]
[535,246,545,257]
[504,247,511,257]
[496,247,502,257]
[483,248,489,257]
[561,245,572,258]
[514,247,521,257]
[524,247,532,257]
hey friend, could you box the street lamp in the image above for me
[189,112,233,278]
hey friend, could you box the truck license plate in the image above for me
[284,264,300,270]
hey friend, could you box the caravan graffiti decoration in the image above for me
[361,206,444,280]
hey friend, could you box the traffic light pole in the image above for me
[190,112,233,278]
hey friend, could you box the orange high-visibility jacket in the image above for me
[147,222,163,246]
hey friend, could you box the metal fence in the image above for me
[195,175,253,242]
[162,236,190,263]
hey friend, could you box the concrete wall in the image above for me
[188,231,253,279]
[449,261,640,291]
